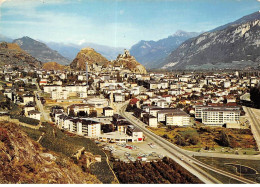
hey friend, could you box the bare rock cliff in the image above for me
[0,121,101,184]
[113,49,147,74]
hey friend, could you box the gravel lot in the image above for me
[99,137,168,162]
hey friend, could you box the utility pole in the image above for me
[86,61,89,98]
[86,61,88,87]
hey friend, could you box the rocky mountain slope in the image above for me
[46,41,124,61]
[161,17,260,70]
[70,47,110,70]
[13,37,70,65]
[0,42,42,69]
[130,31,199,68]
[0,122,101,184]
[113,50,147,74]
[42,62,68,71]
[212,11,260,32]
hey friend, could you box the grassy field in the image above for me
[195,156,260,183]
[21,122,116,184]
[147,126,257,153]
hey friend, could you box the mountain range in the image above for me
[1,11,260,70]
[46,42,124,61]
[13,37,71,65]
[160,11,260,70]
[130,31,199,68]
[0,35,124,65]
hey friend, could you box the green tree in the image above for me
[250,86,260,108]
[175,134,186,146]
[219,130,230,147]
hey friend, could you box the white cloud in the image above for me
[0,1,138,47]
[119,10,124,15]
[78,39,86,45]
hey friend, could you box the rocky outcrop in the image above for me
[42,62,67,71]
[211,11,260,32]
[161,19,260,70]
[0,42,42,69]
[113,49,147,74]
[0,121,101,184]
[13,37,70,65]
[70,47,110,70]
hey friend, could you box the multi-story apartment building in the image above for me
[165,110,190,126]
[43,85,87,95]
[195,105,240,126]
[51,90,68,100]
[56,115,101,137]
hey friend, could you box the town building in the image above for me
[195,105,240,126]
[103,107,114,117]
[28,110,41,120]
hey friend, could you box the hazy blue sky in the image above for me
[0,0,260,48]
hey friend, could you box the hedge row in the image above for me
[10,115,40,126]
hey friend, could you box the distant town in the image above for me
[1,0,260,184]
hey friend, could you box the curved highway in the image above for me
[119,103,257,184]
[244,107,260,151]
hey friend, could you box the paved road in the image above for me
[119,103,257,184]
[34,83,51,122]
[244,106,260,151]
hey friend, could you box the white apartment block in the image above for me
[23,95,34,105]
[28,110,41,121]
[51,90,68,100]
[56,114,101,137]
[114,94,125,102]
[195,105,240,126]
[148,116,158,127]
[103,107,114,117]
[76,120,101,137]
[166,114,190,126]
[44,85,87,94]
